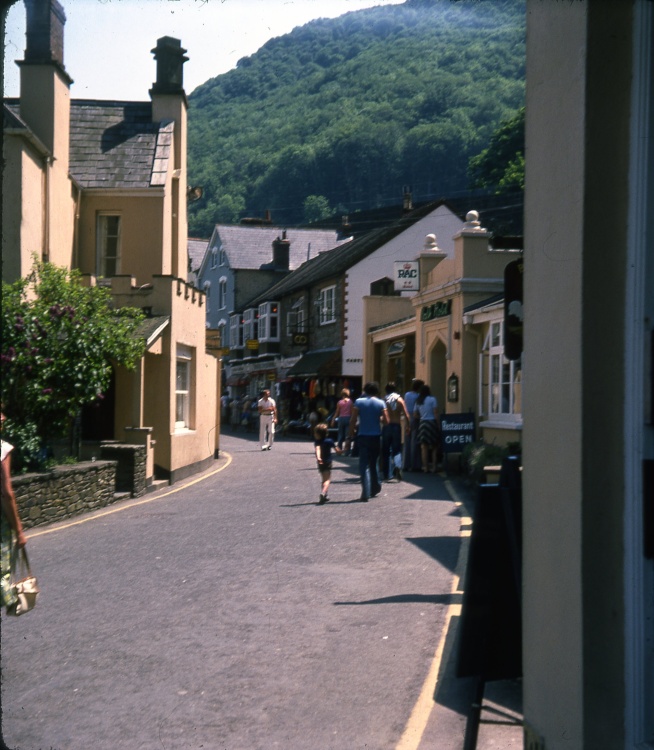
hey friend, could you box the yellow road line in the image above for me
[26,451,233,539]
[395,479,469,750]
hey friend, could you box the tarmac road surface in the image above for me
[1,431,521,750]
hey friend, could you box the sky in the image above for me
[3,0,404,100]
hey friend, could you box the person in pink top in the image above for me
[330,388,353,455]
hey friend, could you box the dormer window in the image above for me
[211,248,218,269]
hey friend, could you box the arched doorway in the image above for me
[429,338,447,412]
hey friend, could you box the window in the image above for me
[210,248,218,269]
[286,298,306,336]
[319,285,336,325]
[203,281,211,313]
[96,214,121,277]
[229,314,244,349]
[243,308,258,342]
[175,345,194,430]
[480,321,522,422]
[258,302,280,342]
[218,277,227,310]
[219,246,226,266]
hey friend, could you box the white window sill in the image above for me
[174,426,196,435]
[480,418,523,431]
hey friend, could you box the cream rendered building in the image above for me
[2,0,219,485]
[522,1,653,748]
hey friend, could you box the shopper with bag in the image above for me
[1,411,30,613]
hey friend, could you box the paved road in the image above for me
[1,430,483,750]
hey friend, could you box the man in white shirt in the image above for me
[257,389,278,451]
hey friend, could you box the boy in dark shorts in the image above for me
[314,422,342,504]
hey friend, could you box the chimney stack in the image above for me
[272,231,291,270]
[150,36,188,95]
[23,0,67,69]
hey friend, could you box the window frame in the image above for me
[175,345,194,431]
[479,320,522,426]
[243,308,259,342]
[229,314,244,349]
[258,302,280,342]
[96,213,122,278]
[218,276,227,310]
[319,285,336,325]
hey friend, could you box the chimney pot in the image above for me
[151,36,188,95]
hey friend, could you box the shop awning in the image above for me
[226,375,249,386]
[285,348,341,377]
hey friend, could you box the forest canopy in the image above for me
[187,0,525,236]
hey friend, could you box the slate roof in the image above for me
[68,100,172,189]
[187,237,209,284]
[305,192,524,238]
[211,225,348,273]
[246,200,446,308]
[3,101,50,155]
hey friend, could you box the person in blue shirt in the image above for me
[348,382,389,502]
[314,422,342,504]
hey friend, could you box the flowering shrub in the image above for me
[1,262,145,470]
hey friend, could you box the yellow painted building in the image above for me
[365,212,522,448]
[2,0,219,486]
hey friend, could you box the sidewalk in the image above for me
[420,474,524,749]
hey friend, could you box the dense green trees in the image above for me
[187,0,525,236]
[1,263,145,470]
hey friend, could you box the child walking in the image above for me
[314,423,342,505]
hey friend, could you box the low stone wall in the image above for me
[11,460,119,529]
[100,443,147,497]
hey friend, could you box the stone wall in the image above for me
[11,461,119,529]
[100,442,147,497]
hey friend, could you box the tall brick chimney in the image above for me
[272,231,291,270]
[23,0,67,69]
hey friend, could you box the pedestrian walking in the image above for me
[314,423,342,504]
[414,384,441,472]
[348,382,389,502]
[257,389,278,450]
[381,382,411,481]
[1,411,27,612]
[330,388,353,455]
[403,378,424,471]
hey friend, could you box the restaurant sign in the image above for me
[421,299,452,321]
[440,413,476,453]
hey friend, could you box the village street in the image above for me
[1,430,521,750]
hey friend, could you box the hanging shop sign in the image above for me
[421,299,452,321]
[440,413,476,453]
[393,261,420,291]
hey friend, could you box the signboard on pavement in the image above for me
[440,413,476,453]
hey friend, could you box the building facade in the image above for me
[2,0,220,485]
[521,1,653,748]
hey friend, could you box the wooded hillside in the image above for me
[187,0,525,236]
